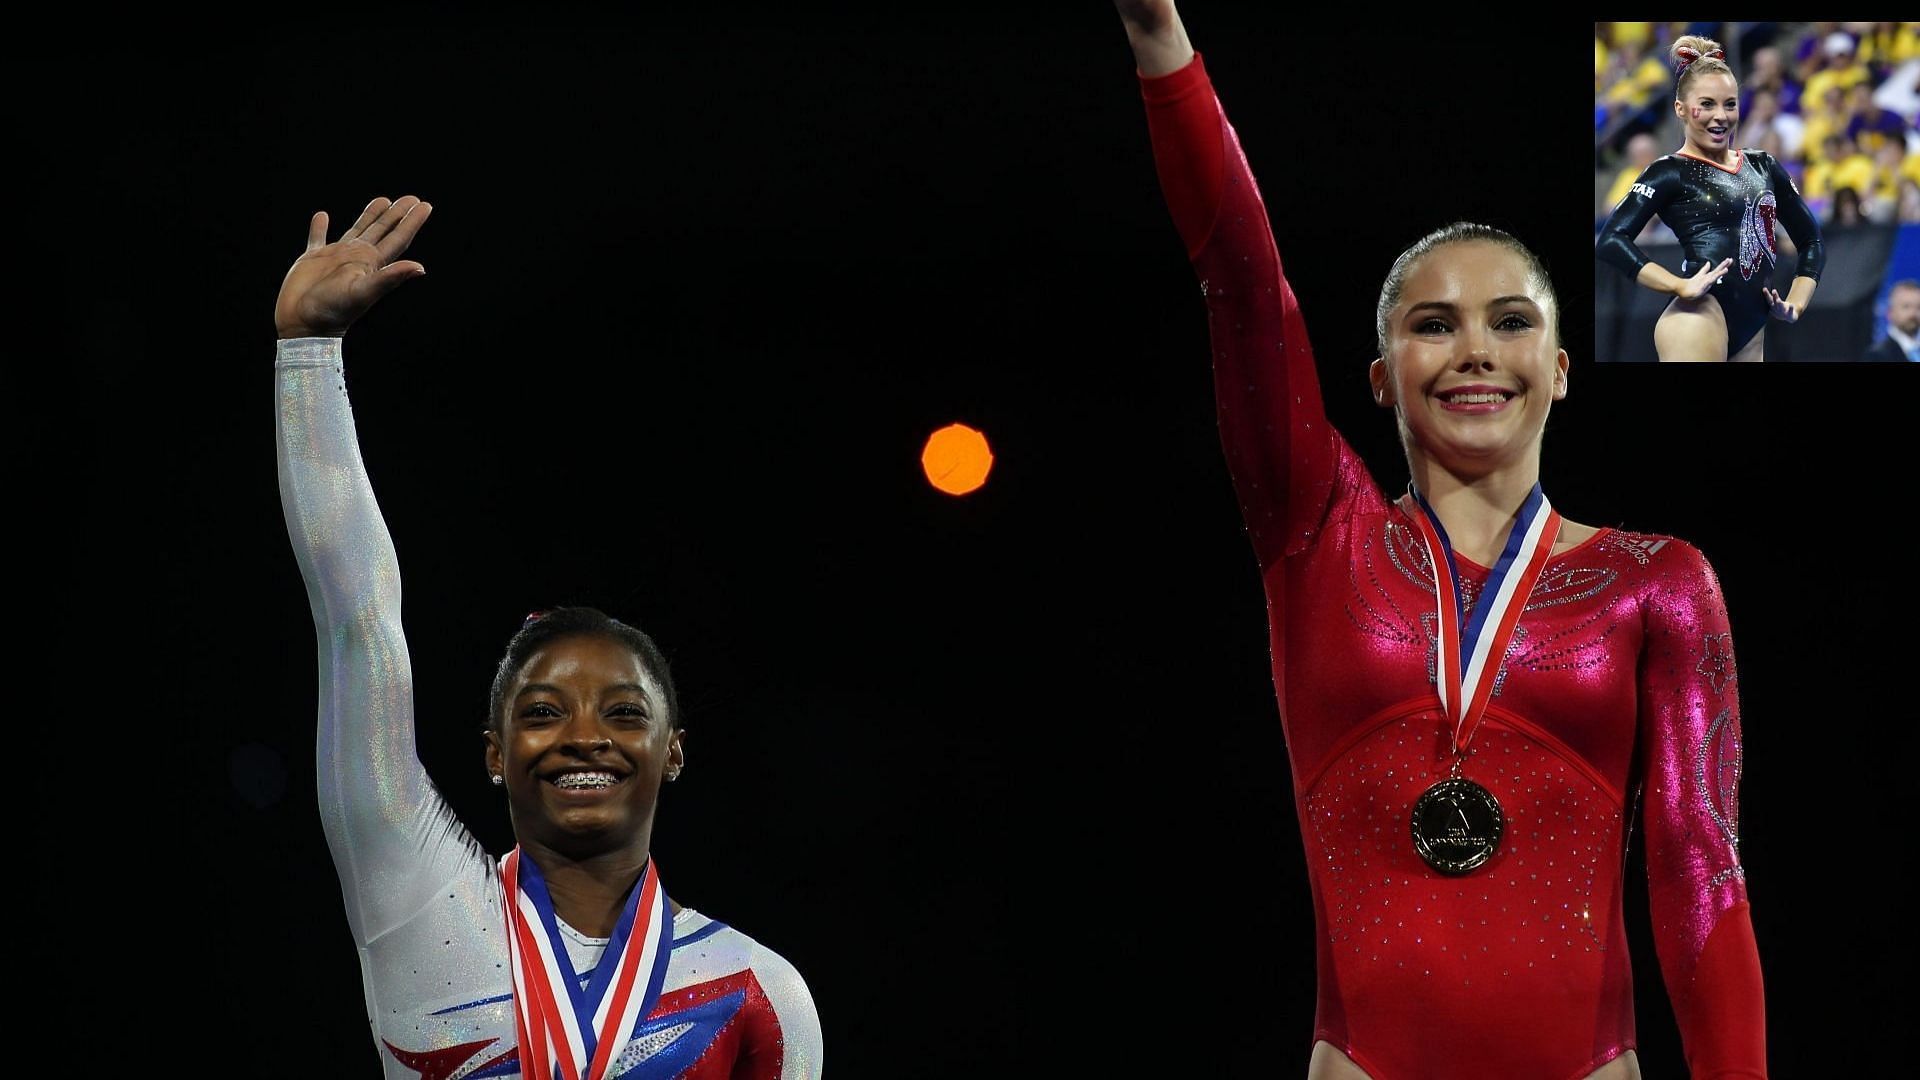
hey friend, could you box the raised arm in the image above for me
[276,196,490,947]
[1115,0,1194,78]
[1117,0,1342,568]
[1636,542,1766,1078]
[1595,157,1731,299]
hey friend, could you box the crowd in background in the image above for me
[1596,22,1920,230]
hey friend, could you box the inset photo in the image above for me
[1594,21,1919,361]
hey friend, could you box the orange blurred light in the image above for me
[921,423,993,496]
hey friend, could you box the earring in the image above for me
[668,769,681,782]
[491,774,504,786]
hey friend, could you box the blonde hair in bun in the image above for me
[1671,34,1735,99]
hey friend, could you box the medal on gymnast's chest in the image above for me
[501,849,673,1080]
[1405,483,1561,876]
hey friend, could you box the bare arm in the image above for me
[1115,0,1194,77]
[1764,277,1818,324]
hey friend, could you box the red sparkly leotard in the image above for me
[1138,56,1765,1080]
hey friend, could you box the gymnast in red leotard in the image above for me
[1114,5,1766,1079]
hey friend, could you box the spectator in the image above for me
[1807,133,1875,198]
[1899,177,1920,222]
[1611,21,1654,51]
[1794,22,1841,82]
[1804,31,1870,110]
[1845,82,1908,155]
[1876,57,1920,122]
[1604,133,1662,210]
[1868,142,1911,219]
[1744,45,1800,117]
[1803,84,1850,158]
[1857,21,1920,76]
[1831,186,1865,226]
[1601,30,1669,120]
[1743,87,1805,159]
[1862,279,1920,361]
[1896,22,1920,65]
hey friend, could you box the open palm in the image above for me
[1764,286,1800,323]
[1675,257,1732,300]
[275,195,433,338]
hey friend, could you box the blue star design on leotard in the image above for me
[411,986,745,1080]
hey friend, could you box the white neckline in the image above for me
[556,906,701,947]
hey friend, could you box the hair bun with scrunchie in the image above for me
[1674,44,1726,74]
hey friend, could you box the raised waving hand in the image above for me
[275,195,432,339]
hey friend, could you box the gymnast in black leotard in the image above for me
[1596,34,1824,363]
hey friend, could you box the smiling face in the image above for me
[1369,241,1567,477]
[484,634,684,858]
[1676,72,1739,155]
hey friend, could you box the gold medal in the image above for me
[1410,773,1504,875]
[1404,484,1556,878]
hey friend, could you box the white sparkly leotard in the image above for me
[276,337,823,1080]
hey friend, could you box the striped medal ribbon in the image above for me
[502,848,673,1080]
[1404,483,1561,874]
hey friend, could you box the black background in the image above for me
[55,6,1903,1076]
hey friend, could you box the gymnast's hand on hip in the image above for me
[1673,257,1733,300]
[275,195,433,340]
[1764,285,1800,323]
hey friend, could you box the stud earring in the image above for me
[491,774,504,786]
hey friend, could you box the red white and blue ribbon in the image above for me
[1407,483,1561,755]
[502,848,673,1080]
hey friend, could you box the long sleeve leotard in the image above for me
[1596,149,1823,357]
[276,337,823,1080]
[1142,56,1765,1079]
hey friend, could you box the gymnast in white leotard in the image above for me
[275,195,822,1080]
